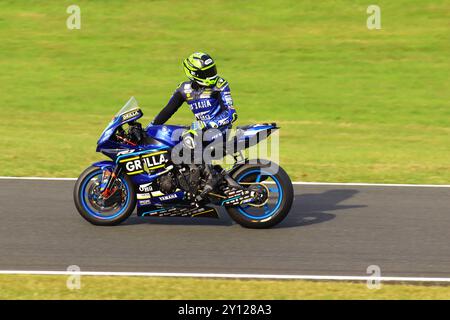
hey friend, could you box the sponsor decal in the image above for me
[138,183,153,192]
[190,100,212,110]
[159,194,177,201]
[224,93,233,105]
[119,150,168,175]
[137,193,151,200]
[122,109,140,121]
[139,199,151,206]
[184,83,192,92]
[160,126,171,136]
[209,121,218,128]
[199,89,212,99]
[151,191,165,197]
[117,149,135,156]
[195,110,211,121]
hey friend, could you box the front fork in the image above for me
[99,165,122,199]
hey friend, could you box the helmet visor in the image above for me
[196,65,217,79]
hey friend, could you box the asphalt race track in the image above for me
[0,179,449,278]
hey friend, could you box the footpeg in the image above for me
[196,185,213,201]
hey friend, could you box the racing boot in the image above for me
[196,165,221,201]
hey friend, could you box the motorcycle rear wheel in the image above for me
[226,162,293,229]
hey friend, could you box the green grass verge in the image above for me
[0,275,449,300]
[0,0,449,183]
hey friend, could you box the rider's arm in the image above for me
[152,90,184,125]
[205,84,237,128]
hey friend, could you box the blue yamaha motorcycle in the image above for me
[74,97,293,228]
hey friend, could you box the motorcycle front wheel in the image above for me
[226,162,294,229]
[73,166,136,226]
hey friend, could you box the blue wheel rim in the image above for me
[236,169,283,220]
[80,170,130,220]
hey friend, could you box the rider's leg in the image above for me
[181,127,240,200]
[196,129,225,198]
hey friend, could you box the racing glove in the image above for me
[181,121,206,149]
[191,120,206,131]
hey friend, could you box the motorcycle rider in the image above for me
[151,52,238,198]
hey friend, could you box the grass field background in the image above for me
[1,275,450,300]
[0,0,449,183]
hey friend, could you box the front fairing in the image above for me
[96,139,135,158]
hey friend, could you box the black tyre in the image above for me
[73,166,136,226]
[226,162,294,228]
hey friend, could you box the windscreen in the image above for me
[115,96,140,117]
[97,97,143,145]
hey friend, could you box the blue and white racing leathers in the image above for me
[152,77,237,129]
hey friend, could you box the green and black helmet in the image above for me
[183,52,218,86]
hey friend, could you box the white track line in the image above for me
[292,181,450,188]
[0,176,77,181]
[0,270,449,283]
[0,176,449,187]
